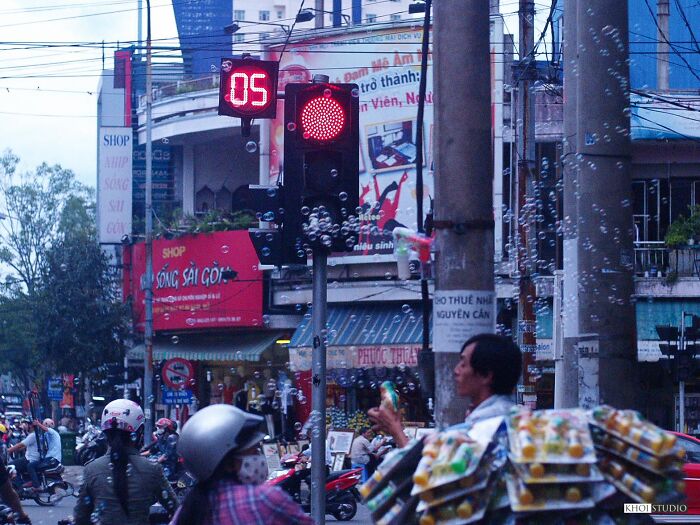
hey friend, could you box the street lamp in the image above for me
[224,20,291,35]
[295,8,351,25]
[408,1,427,14]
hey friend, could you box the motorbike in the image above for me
[75,423,107,465]
[7,462,74,507]
[266,453,362,521]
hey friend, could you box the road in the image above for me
[22,466,374,525]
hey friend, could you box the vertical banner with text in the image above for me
[98,127,133,243]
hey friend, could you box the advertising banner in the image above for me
[127,231,263,331]
[267,26,434,260]
[631,93,700,140]
[98,127,133,243]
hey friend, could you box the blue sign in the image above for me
[47,377,63,401]
[163,389,193,405]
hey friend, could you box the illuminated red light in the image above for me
[300,96,346,141]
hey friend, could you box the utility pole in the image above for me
[558,0,579,408]
[315,0,324,28]
[143,0,154,443]
[657,0,670,91]
[433,0,494,427]
[569,0,638,409]
[516,0,538,407]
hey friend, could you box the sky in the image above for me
[0,1,535,189]
[0,0,177,188]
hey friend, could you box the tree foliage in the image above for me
[0,150,127,384]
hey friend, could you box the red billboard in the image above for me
[125,231,263,331]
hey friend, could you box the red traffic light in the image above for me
[218,58,278,119]
[300,95,346,142]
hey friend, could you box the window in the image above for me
[234,10,245,21]
[259,10,270,21]
[366,14,377,23]
[276,9,284,20]
[234,34,245,43]
[676,434,700,463]
[390,14,401,21]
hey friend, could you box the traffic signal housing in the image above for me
[283,82,360,255]
[218,58,278,119]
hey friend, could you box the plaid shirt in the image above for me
[170,480,313,525]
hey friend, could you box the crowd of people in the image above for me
[0,333,522,525]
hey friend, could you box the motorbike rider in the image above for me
[171,404,312,525]
[72,399,178,525]
[141,418,179,478]
[6,418,61,491]
[0,455,30,524]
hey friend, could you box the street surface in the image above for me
[22,466,373,525]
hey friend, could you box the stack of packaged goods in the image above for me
[360,439,424,525]
[361,404,686,523]
[590,406,685,505]
[505,408,605,516]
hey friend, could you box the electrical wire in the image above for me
[672,0,700,53]
[642,0,700,82]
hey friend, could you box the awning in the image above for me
[127,331,285,362]
[289,304,431,371]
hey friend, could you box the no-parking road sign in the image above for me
[162,358,194,390]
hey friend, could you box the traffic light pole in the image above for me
[680,311,686,432]
[310,251,328,525]
[143,0,154,444]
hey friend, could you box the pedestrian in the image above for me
[72,399,178,525]
[349,427,375,482]
[369,333,523,446]
[171,404,312,525]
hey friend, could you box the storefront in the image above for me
[288,303,432,431]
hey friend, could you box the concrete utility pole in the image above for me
[657,0,670,91]
[565,0,638,409]
[516,0,538,408]
[315,0,324,28]
[433,0,493,426]
[558,0,580,408]
[143,0,155,443]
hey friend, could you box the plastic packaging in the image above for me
[504,475,595,512]
[380,381,399,412]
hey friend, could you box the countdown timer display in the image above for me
[218,58,278,119]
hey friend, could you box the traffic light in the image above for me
[283,82,360,255]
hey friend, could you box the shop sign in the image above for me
[163,389,193,405]
[162,358,194,390]
[290,344,420,371]
[127,231,263,330]
[97,127,132,243]
[47,377,63,401]
[433,290,496,352]
[355,345,419,368]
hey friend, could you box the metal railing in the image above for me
[634,241,669,276]
[634,241,700,277]
[139,75,220,107]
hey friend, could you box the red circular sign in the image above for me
[162,358,194,390]
[301,96,346,141]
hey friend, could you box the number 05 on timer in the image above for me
[218,58,279,119]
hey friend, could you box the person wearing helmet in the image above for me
[141,418,179,479]
[171,404,311,525]
[72,399,178,525]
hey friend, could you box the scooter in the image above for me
[266,453,362,521]
[7,462,74,507]
[75,424,107,465]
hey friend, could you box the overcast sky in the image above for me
[0,0,177,187]
[0,1,532,189]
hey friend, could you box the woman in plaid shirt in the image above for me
[171,405,312,525]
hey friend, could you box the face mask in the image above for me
[156,428,165,436]
[235,453,268,485]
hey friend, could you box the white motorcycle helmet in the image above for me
[177,404,265,482]
[101,399,145,433]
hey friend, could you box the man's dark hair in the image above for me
[461,333,522,395]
